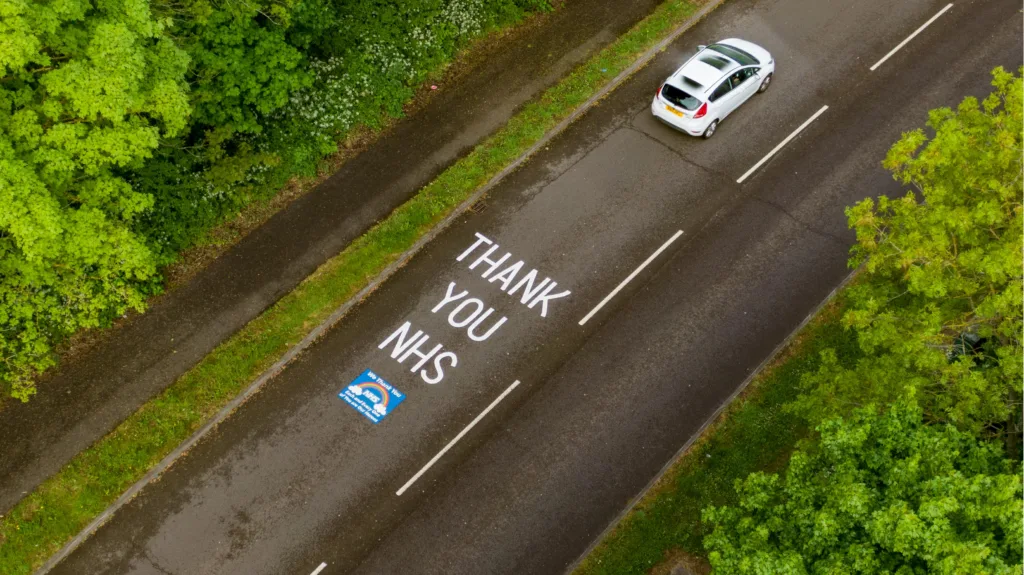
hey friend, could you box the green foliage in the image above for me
[704,400,1023,575]
[790,68,1024,437]
[133,0,550,264]
[0,0,548,399]
[0,0,191,400]
[167,0,312,137]
[704,69,1024,575]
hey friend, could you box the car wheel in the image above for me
[703,120,718,139]
[757,73,773,93]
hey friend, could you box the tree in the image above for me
[156,0,320,179]
[0,0,191,399]
[0,0,550,400]
[703,400,1023,575]
[789,68,1023,440]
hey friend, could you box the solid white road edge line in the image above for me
[396,380,521,496]
[310,562,328,575]
[578,230,684,326]
[736,105,829,184]
[869,3,953,71]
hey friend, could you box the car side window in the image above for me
[709,78,733,102]
[728,71,745,87]
[742,67,759,82]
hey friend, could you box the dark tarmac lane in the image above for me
[51,0,1022,573]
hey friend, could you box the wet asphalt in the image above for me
[0,0,667,514]
[49,0,1023,573]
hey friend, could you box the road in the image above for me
[50,0,1022,573]
[0,0,666,514]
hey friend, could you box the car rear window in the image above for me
[660,83,700,110]
[708,43,758,66]
[681,76,703,91]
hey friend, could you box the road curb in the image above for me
[35,1,727,572]
[563,268,859,574]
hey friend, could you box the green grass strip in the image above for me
[572,298,862,575]
[0,0,703,572]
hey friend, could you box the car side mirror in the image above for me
[697,45,706,51]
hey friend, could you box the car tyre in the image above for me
[703,120,718,139]
[757,73,773,93]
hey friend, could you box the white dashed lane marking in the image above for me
[736,105,829,184]
[870,3,954,71]
[396,380,521,496]
[578,230,684,326]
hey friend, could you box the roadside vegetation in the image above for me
[576,67,1023,575]
[0,0,551,400]
[0,1,706,571]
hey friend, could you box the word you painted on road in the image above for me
[378,232,571,385]
[339,369,406,424]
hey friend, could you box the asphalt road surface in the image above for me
[0,0,664,514]
[50,0,1022,573]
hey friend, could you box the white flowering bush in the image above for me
[444,0,487,36]
[277,0,549,158]
[136,0,550,264]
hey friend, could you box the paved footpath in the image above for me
[49,0,1023,573]
[0,0,668,514]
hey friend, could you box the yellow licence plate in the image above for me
[666,105,684,117]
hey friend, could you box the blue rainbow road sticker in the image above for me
[339,369,405,424]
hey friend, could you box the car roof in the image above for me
[674,49,743,92]
[666,39,770,98]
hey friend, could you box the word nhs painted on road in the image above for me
[379,322,458,384]
[456,232,570,317]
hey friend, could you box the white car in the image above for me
[651,39,774,138]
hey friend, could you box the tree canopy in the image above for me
[703,401,1023,575]
[1,0,191,399]
[0,0,548,400]
[789,67,1023,439]
[704,68,1023,574]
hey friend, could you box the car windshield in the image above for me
[708,43,758,66]
[661,83,700,110]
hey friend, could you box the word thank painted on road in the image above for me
[457,232,571,317]
[340,369,406,424]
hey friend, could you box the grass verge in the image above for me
[0,0,705,571]
[572,295,862,575]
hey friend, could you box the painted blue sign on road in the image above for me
[339,369,405,424]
